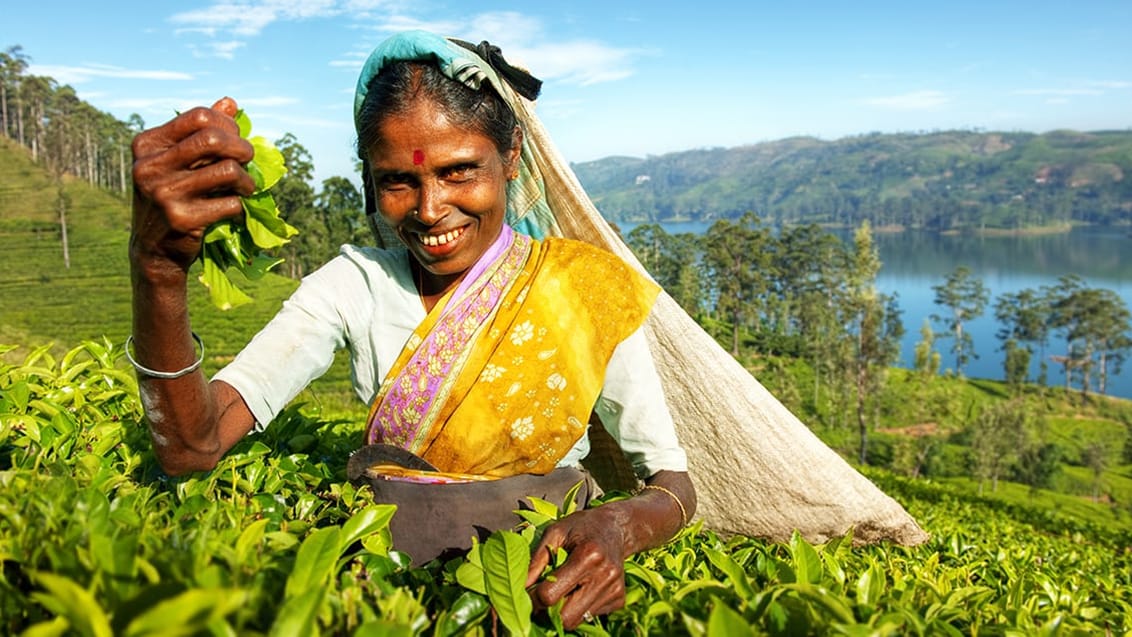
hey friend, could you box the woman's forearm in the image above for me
[606,470,697,558]
[130,253,226,474]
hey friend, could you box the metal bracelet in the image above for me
[641,484,689,527]
[125,332,204,379]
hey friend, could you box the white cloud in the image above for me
[238,96,301,107]
[368,11,638,87]
[190,41,246,60]
[170,0,342,36]
[1089,80,1131,89]
[168,5,637,86]
[1013,88,1103,97]
[29,64,193,84]
[862,90,949,110]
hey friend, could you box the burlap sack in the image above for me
[512,98,929,546]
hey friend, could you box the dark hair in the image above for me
[356,61,518,160]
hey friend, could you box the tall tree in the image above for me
[1,45,30,143]
[969,400,1027,495]
[843,221,903,464]
[1048,276,1132,397]
[774,224,845,402]
[703,213,774,357]
[626,224,704,316]
[315,175,365,258]
[931,265,989,375]
[994,288,1052,386]
[271,133,319,279]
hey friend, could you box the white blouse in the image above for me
[214,243,687,478]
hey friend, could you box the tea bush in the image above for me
[2,341,1129,635]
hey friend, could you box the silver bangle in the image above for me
[125,332,205,379]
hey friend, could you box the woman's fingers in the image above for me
[211,96,238,117]
[130,100,255,266]
[527,511,628,630]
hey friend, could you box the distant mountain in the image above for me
[571,130,1132,230]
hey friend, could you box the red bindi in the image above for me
[412,149,424,165]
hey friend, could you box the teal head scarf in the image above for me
[354,30,554,240]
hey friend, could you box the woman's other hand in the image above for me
[130,97,256,274]
[525,506,628,630]
[526,470,696,629]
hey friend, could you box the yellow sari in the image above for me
[364,230,658,481]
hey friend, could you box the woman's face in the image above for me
[367,97,519,290]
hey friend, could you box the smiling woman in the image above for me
[127,30,695,630]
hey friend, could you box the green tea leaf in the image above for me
[29,572,114,637]
[481,531,532,636]
[707,602,756,637]
[284,526,342,599]
[269,587,324,637]
[243,192,298,247]
[249,136,286,191]
[338,504,397,552]
[435,591,490,637]
[124,589,247,637]
[789,530,823,585]
[198,108,296,309]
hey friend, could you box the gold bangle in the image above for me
[641,484,688,527]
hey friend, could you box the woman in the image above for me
[129,30,694,627]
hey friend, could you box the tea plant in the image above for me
[2,340,1130,635]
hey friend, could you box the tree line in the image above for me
[625,219,1131,459]
[1,46,142,195]
[1,44,367,276]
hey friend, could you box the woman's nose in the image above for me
[415,183,447,225]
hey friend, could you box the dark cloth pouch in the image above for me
[347,444,593,564]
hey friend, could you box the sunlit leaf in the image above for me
[481,531,532,636]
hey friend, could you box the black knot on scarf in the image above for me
[451,39,543,101]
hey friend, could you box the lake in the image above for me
[616,221,1132,400]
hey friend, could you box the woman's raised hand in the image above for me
[130,97,256,273]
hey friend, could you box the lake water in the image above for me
[616,221,1132,399]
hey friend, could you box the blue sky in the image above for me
[5,1,1131,186]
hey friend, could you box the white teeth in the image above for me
[419,229,462,247]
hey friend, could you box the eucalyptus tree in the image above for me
[994,288,1052,387]
[271,133,319,279]
[316,175,365,258]
[969,400,1028,495]
[931,265,989,376]
[1047,276,1132,397]
[1,45,30,142]
[843,221,904,464]
[773,224,846,401]
[626,224,703,317]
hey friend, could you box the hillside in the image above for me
[0,139,359,411]
[572,129,1132,230]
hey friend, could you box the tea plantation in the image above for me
[1,341,1130,635]
[2,135,1131,635]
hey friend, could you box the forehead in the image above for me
[366,99,497,167]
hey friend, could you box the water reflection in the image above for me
[616,220,1131,398]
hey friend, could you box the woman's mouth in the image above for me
[417,226,465,247]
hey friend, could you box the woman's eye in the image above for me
[378,174,414,190]
[443,164,476,182]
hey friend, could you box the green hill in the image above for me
[573,129,1132,230]
[0,138,357,413]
